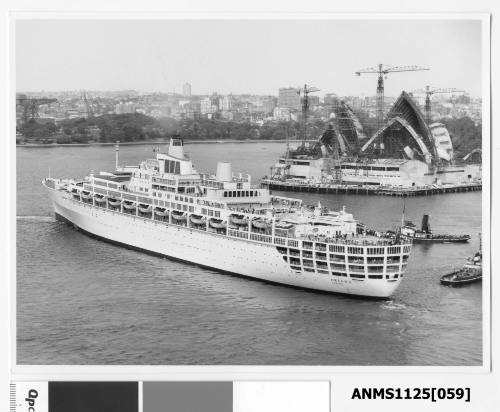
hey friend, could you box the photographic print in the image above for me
[15,17,486,365]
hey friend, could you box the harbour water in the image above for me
[16,143,483,365]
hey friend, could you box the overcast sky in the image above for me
[16,19,483,97]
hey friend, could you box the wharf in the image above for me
[261,180,482,197]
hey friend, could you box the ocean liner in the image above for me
[43,138,412,298]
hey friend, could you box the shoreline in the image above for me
[16,139,301,148]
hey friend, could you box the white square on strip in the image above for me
[233,381,330,412]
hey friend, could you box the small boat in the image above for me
[401,214,470,243]
[441,237,482,286]
[440,268,482,286]
[252,218,271,229]
[81,190,92,200]
[209,218,227,229]
[138,203,152,213]
[190,214,206,225]
[108,197,121,207]
[94,194,106,203]
[154,207,168,217]
[230,214,248,226]
[123,201,136,210]
[171,210,187,221]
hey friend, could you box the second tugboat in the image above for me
[400,214,470,243]
[441,236,482,286]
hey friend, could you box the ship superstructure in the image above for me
[43,137,412,298]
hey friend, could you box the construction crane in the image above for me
[412,86,466,124]
[297,84,320,144]
[355,64,429,129]
[82,91,94,118]
[16,94,57,125]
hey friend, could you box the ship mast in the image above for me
[115,140,120,170]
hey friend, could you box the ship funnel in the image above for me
[216,161,232,182]
[168,137,184,159]
[421,214,430,233]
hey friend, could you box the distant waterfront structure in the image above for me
[278,87,301,110]
[182,82,192,97]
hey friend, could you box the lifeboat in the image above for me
[94,194,106,203]
[123,200,136,210]
[209,218,227,229]
[252,218,271,230]
[154,207,169,217]
[108,197,121,207]
[230,214,249,226]
[190,214,206,225]
[81,190,92,200]
[138,203,152,213]
[171,210,187,221]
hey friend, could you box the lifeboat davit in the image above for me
[190,214,206,225]
[252,218,271,230]
[94,194,106,203]
[123,200,136,210]
[154,207,168,217]
[108,197,121,207]
[209,218,227,229]
[230,214,248,226]
[81,190,92,200]
[171,211,187,221]
[138,203,152,213]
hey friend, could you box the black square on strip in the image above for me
[49,382,138,412]
[143,382,233,412]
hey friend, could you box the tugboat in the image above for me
[440,235,482,286]
[400,214,470,243]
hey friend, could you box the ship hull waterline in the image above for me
[47,188,403,298]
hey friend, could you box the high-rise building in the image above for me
[278,87,301,110]
[182,82,192,97]
[219,95,233,111]
[200,97,212,114]
[262,97,277,114]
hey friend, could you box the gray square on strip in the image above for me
[143,382,233,412]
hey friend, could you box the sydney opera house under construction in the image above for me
[267,91,482,189]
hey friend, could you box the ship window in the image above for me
[368,275,383,279]
[350,274,365,279]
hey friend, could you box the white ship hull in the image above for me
[47,188,404,298]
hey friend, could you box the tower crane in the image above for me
[82,91,94,118]
[297,84,320,144]
[355,64,429,129]
[412,86,466,124]
[16,94,58,125]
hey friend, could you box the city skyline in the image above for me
[16,19,482,97]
